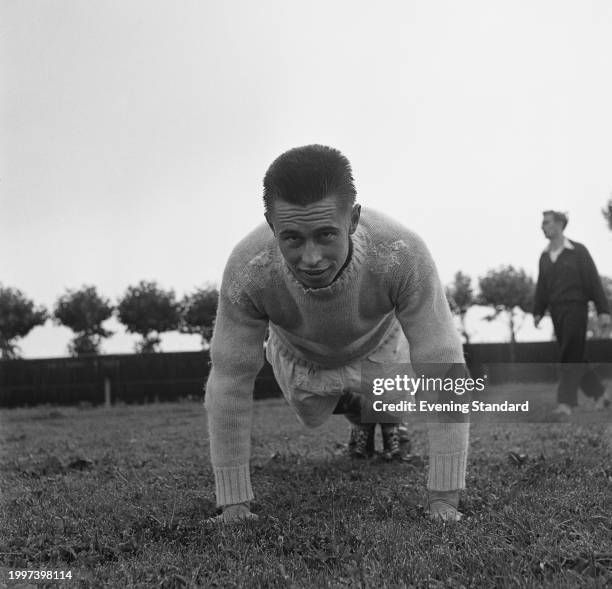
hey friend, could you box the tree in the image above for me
[117,281,181,353]
[478,265,535,361]
[0,286,48,359]
[180,286,219,347]
[603,197,612,231]
[53,285,114,356]
[587,275,612,339]
[445,271,475,343]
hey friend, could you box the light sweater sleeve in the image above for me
[392,232,464,368]
[204,253,268,506]
[392,232,469,491]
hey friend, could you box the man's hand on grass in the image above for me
[426,490,463,522]
[206,502,258,524]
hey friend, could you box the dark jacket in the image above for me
[533,240,609,317]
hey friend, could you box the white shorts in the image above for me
[265,324,412,427]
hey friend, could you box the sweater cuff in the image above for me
[427,451,468,490]
[213,464,254,506]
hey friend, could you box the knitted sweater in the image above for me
[205,208,467,505]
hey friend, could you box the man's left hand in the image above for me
[599,313,611,329]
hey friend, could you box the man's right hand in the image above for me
[426,490,462,522]
[206,502,258,524]
[533,315,542,328]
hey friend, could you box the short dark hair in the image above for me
[263,145,356,213]
[542,210,568,229]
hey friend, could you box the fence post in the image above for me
[104,377,111,408]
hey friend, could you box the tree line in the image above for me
[0,282,218,359]
[1,266,611,360]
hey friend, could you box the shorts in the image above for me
[265,323,412,427]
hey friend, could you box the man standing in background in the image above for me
[534,210,611,415]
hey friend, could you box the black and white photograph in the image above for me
[1,1,611,587]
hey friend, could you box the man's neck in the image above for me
[549,234,565,250]
[327,238,353,286]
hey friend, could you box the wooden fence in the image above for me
[1,341,611,408]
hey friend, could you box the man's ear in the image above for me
[265,212,275,234]
[349,203,361,234]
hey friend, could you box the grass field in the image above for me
[1,383,611,588]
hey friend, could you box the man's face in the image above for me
[266,194,360,289]
[541,214,562,239]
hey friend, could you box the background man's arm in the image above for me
[533,255,548,325]
[580,245,610,315]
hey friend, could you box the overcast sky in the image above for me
[2,0,611,357]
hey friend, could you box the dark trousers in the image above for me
[550,303,604,406]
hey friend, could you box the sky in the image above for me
[2,0,611,358]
